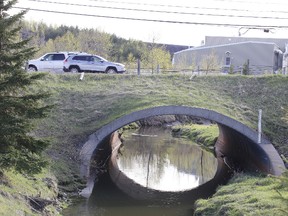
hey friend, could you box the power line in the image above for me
[203,0,288,5]
[13,6,288,29]
[27,0,288,15]
[25,0,288,20]
[87,0,288,8]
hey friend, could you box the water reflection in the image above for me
[63,171,195,216]
[118,127,217,191]
[62,126,218,216]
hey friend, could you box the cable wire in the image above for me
[13,6,288,29]
[86,0,288,8]
[25,0,288,20]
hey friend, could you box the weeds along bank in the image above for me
[1,73,287,215]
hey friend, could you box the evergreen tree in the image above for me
[0,0,52,174]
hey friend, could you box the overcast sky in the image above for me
[12,0,288,46]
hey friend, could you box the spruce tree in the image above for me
[0,0,52,174]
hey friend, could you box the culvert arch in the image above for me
[80,105,285,198]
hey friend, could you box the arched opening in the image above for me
[80,106,285,199]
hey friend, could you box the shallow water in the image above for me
[118,127,217,191]
[63,127,217,216]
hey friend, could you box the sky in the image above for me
[11,0,288,46]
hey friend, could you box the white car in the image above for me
[63,54,126,74]
[26,52,83,73]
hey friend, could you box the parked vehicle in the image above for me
[26,52,84,73]
[63,54,126,74]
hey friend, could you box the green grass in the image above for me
[2,72,287,214]
[34,73,287,190]
[194,172,288,216]
[0,169,61,216]
[172,124,219,151]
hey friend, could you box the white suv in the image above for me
[26,52,82,73]
[63,54,126,74]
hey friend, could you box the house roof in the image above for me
[174,41,279,55]
[205,36,288,52]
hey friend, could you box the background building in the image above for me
[173,36,288,75]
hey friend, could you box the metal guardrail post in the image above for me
[258,109,262,143]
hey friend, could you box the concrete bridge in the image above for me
[79,105,285,198]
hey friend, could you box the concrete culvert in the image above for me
[79,106,285,199]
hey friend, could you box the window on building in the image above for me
[225,57,231,65]
[225,51,231,66]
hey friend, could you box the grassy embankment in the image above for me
[171,124,219,152]
[0,169,61,215]
[194,172,288,215]
[0,73,287,215]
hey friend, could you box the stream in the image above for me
[63,126,217,216]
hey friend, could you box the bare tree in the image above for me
[200,50,221,75]
[173,52,196,72]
